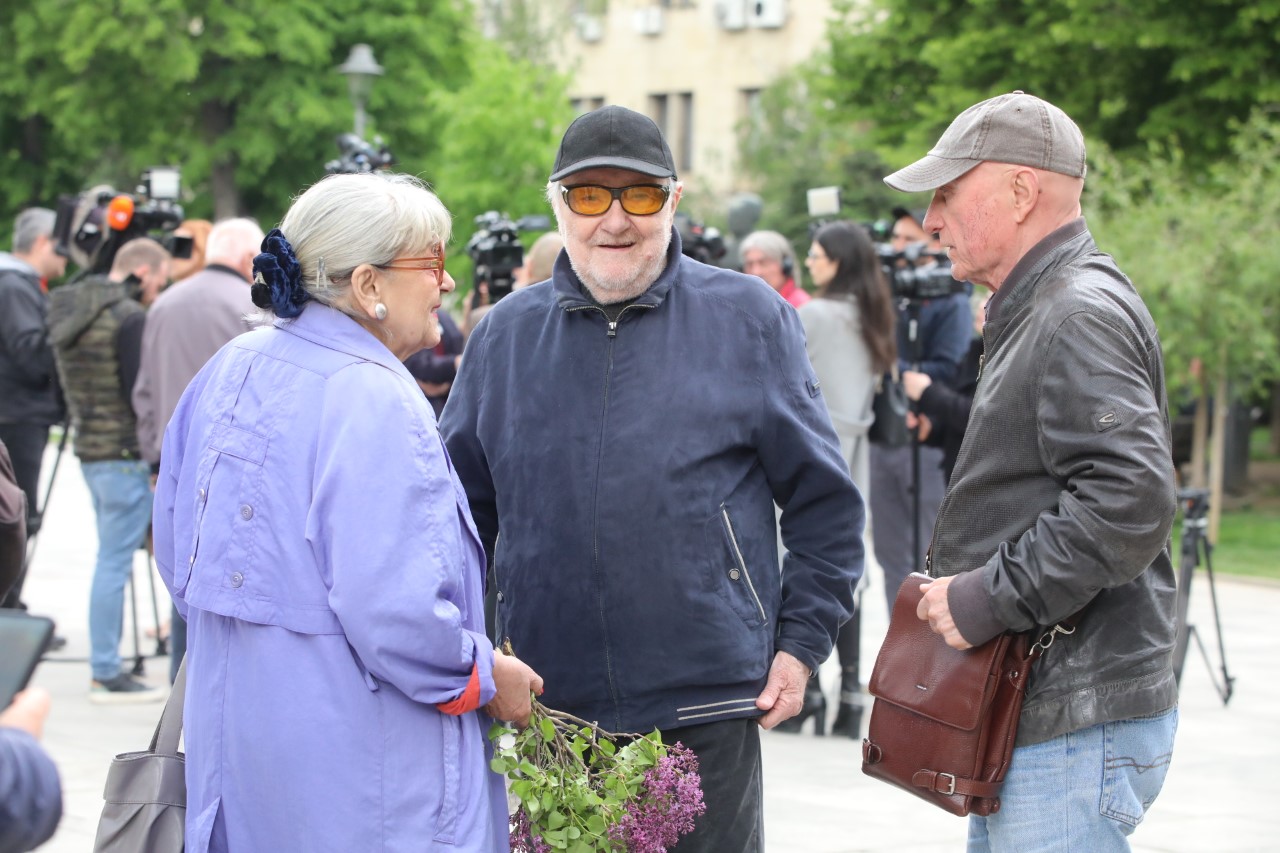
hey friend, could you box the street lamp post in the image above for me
[337,44,384,139]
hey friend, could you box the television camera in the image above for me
[674,213,726,265]
[876,242,969,302]
[466,211,552,304]
[52,166,191,276]
[325,132,394,175]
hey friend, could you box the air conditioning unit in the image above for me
[574,13,603,42]
[747,0,786,28]
[633,6,663,36]
[715,0,747,30]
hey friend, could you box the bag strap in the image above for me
[148,655,187,757]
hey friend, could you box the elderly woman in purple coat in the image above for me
[151,172,542,852]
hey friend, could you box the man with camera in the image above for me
[893,91,1178,849]
[0,209,67,613]
[442,105,863,852]
[48,237,172,703]
[869,207,971,613]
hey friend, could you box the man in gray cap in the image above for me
[890,92,1178,849]
[443,105,864,851]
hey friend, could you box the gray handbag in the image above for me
[93,658,187,852]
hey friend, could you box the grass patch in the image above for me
[1176,509,1280,583]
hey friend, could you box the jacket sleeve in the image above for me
[0,727,62,852]
[0,277,58,390]
[759,305,866,673]
[311,366,495,708]
[131,315,162,465]
[916,377,973,435]
[906,293,971,385]
[949,309,1176,645]
[439,327,499,561]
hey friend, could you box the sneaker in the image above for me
[89,673,167,705]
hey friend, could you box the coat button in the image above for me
[230,571,244,588]
[189,554,196,565]
[729,569,741,580]
[197,488,206,501]
[240,504,254,520]
[496,591,505,603]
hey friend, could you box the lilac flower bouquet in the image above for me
[488,698,706,852]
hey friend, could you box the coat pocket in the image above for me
[705,505,769,629]
[432,713,461,843]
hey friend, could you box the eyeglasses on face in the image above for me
[806,249,828,260]
[560,184,670,217]
[378,250,447,285]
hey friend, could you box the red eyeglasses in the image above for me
[378,249,447,286]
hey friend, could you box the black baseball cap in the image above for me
[550,105,677,182]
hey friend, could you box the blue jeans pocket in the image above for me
[1100,706,1178,828]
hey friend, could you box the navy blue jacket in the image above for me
[442,231,864,734]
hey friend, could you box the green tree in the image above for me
[826,0,1280,171]
[736,57,899,250]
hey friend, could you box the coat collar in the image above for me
[987,217,1093,325]
[274,302,412,379]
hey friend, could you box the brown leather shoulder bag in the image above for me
[861,573,1076,817]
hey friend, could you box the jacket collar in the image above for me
[987,217,1093,324]
[274,302,412,378]
[552,227,685,312]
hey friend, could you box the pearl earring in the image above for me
[374,303,388,321]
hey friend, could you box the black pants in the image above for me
[665,717,763,853]
[0,423,49,608]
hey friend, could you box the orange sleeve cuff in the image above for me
[436,662,482,715]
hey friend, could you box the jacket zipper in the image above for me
[565,302,654,337]
[721,507,767,623]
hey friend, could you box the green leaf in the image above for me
[540,716,556,741]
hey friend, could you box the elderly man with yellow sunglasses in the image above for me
[442,105,864,853]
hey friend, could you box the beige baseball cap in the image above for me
[884,91,1086,193]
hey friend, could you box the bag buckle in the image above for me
[937,773,957,796]
[1032,622,1076,655]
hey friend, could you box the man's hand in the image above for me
[754,650,810,729]
[906,411,933,441]
[0,688,51,740]
[916,576,973,650]
[902,369,932,401]
[484,650,544,728]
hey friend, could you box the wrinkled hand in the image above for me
[754,651,810,729]
[0,688,51,740]
[902,370,932,401]
[916,576,973,650]
[484,650,543,728]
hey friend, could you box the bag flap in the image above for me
[868,574,1008,730]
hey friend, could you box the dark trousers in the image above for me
[0,423,49,608]
[869,442,946,614]
[665,718,763,853]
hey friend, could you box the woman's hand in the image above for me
[485,650,544,728]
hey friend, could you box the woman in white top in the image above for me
[793,221,897,738]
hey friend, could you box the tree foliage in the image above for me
[1084,111,1280,397]
[826,0,1280,172]
[0,0,571,287]
[736,57,899,250]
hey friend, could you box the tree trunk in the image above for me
[1208,368,1228,544]
[1270,381,1280,456]
[201,100,241,219]
[1190,378,1210,490]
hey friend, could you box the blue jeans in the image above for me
[968,707,1178,852]
[82,460,154,681]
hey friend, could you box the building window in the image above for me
[677,92,694,172]
[649,94,670,139]
[570,96,607,115]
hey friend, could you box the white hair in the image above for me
[12,208,55,254]
[279,172,452,309]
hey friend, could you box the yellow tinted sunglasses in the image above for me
[560,184,670,217]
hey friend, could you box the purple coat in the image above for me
[152,303,507,852]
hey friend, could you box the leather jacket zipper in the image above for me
[721,507,767,623]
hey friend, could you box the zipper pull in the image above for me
[607,320,618,338]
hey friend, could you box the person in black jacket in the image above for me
[0,208,67,612]
[902,294,987,484]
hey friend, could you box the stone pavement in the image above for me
[17,446,1280,851]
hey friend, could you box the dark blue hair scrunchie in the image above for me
[251,228,311,319]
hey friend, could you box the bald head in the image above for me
[205,217,265,282]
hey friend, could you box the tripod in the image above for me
[1171,488,1235,705]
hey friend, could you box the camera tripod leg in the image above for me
[128,564,145,677]
[1194,536,1235,705]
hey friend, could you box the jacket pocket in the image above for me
[432,713,461,843]
[706,505,769,629]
